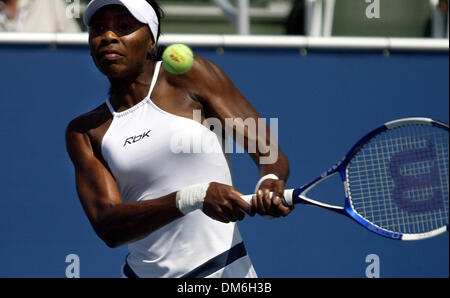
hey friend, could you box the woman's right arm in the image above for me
[65,117,185,248]
[65,117,252,248]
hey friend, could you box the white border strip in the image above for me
[0,33,448,51]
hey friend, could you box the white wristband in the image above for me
[254,173,279,193]
[176,182,210,215]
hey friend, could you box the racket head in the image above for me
[340,117,449,240]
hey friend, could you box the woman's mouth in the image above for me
[99,50,124,61]
[103,53,122,60]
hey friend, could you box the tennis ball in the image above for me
[162,44,194,75]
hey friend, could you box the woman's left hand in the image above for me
[252,178,294,218]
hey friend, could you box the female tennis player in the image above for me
[65,0,293,278]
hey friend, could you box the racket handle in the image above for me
[240,189,295,220]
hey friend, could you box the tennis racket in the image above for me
[241,118,449,240]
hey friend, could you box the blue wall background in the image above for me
[0,43,448,278]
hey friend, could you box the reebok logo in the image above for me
[123,130,152,147]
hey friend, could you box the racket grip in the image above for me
[241,189,294,205]
[240,189,295,220]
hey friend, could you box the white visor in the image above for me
[83,0,159,41]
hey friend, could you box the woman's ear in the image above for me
[147,42,157,60]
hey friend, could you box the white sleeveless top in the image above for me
[101,61,256,278]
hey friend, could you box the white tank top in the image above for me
[101,61,256,278]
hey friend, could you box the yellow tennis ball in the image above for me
[162,44,194,75]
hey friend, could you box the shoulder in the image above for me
[192,55,222,73]
[161,55,233,96]
[67,104,109,132]
[65,103,112,163]
[190,55,229,84]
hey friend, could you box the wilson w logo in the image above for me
[123,130,152,147]
[389,139,443,213]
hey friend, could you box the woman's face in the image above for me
[88,5,155,79]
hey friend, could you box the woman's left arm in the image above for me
[189,56,293,218]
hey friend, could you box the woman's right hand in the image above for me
[202,182,255,223]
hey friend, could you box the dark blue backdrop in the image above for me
[0,43,448,277]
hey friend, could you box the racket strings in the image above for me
[347,124,449,235]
